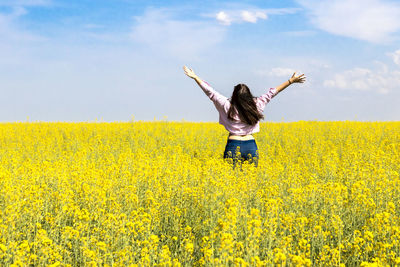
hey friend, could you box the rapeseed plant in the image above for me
[0,121,399,266]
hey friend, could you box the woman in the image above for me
[183,66,306,168]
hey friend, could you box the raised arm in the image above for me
[256,72,306,111]
[183,66,228,109]
[183,66,207,91]
[275,72,306,94]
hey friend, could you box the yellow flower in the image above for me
[0,244,7,253]
[185,242,194,254]
[0,121,398,266]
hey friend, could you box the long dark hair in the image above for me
[227,84,264,125]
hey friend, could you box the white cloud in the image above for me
[131,8,226,60]
[323,63,400,94]
[0,5,46,43]
[215,8,297,26]
[216,10,268,25]
[256,67,298,77]
[216,11,231,25]
[269,67,297,77]
[388,49,400,66]
[241,10,267,23]
[296,0,400,43]
[0,0,51,30]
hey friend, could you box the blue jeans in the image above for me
[223,139,259,168]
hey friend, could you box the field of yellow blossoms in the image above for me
[0,121,399,266]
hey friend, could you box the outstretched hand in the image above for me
[183,66,197,79]
[289,72,306,84]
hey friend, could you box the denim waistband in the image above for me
[226,139,256,144]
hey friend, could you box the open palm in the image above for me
[290,72,306,83]
[183,66,197,79]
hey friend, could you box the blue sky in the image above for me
[1,0,400,122]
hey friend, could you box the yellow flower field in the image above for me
[0,121,399,266]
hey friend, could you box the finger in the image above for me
[292,72,296,78]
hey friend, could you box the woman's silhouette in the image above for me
[183,66,306,168]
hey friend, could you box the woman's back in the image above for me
[198,79,278,135]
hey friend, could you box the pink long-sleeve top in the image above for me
[198,80,278,135]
